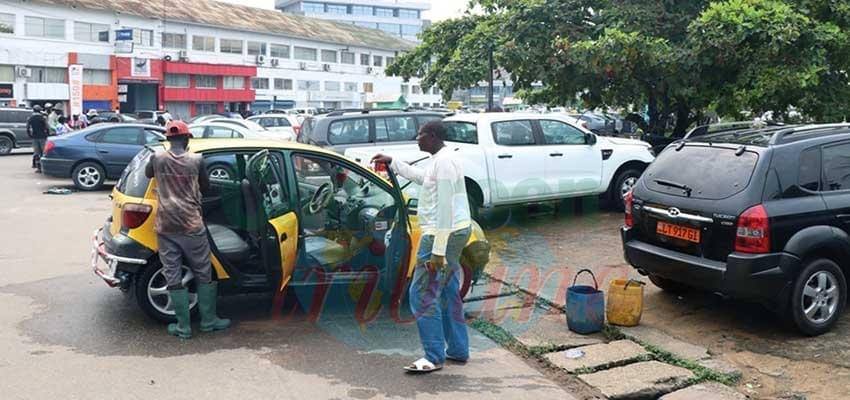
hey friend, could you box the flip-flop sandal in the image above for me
[404,357,443,373]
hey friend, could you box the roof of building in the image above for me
[34,0,416,51]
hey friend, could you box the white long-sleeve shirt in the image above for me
[390,146,471,256]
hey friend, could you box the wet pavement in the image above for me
[480,199,850,400]
[0,152,575,400]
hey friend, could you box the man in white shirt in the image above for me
[372,121,472,373]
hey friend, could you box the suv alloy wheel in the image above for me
[790,258,847,336]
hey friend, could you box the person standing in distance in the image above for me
[144,120,230,339]
[26,105,49,172]
[372,121,472,373]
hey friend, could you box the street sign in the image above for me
[117,84,128,94]
[118,94,127,103]
[115,29,133,41]
[68,65,84,116]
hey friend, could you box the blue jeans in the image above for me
[409,226,471,364]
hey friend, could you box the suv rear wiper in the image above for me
[653,179,693,197]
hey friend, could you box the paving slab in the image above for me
[464,276,518,302]
[660,382,747,400]
[620,325,710,361]
[698,358,743,380]
[545,340,648,372]
[512,312,604,349]
[580,360,695,399]
[464,294,536,321]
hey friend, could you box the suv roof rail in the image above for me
[684,121,783,139]
[770,123,850,145]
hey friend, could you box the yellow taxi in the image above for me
[91,139,490,322]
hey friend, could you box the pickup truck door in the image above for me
[485,119,548,203]
[536,119,602,196]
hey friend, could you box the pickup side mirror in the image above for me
[586,133,597,145]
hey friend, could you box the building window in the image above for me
[302,2,325,13]
[344,82,358,92]
[133,28,153,46]
[196,103,217,115]
[74,22,109,42]
[274,78,293,90]
[326,4,347,14]
[25,16,64,39]
[352,6,372,16]
[297,80,320,91]
[354,22,376,29]
[340,51,355,65]
[0,13,14,34]
[373,56,383,67]
[294,46,317,61]
[386,57,395,66]
[412,85,421,94]
[402,25,421,37]
[399,9,419,19]
[220,39,243,54]
[0,66,14,81]
[223,76,244,89]
[162,32,186,49]
[251,78,269,90]
[165,74,190,88]
[29,67,67,83]
[360,54,370,66]
[377,23,400,36]
[321,50,337,63]
[363,82,373,93]
[270,44,290,58]
[374,7,394,17]
[401,84,409,94]
[192,35,215,52]
[195,75,217,89]
[247,41,267,56]
[324,81,340,91]
[83,69,111,85]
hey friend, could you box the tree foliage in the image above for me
[386,0,850,135]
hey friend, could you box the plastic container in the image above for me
[566,269,605,334]
[606,279,645,327]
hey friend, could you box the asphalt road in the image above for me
[0,152,577,400]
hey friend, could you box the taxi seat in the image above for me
[207,224,250,264]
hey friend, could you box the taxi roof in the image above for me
[180,138,339,157]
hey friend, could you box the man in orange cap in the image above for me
[145,120,230,338]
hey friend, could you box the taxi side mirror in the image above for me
[406,198,418,215]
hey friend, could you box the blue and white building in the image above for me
[276,0,430,42]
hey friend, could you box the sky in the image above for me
[218,0,467,22]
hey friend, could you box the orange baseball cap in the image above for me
[165,120,192,137]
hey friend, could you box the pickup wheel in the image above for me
[790,258,846,336]
[0,135,13,155]
[135,261,199,323]
[610,168,642,211]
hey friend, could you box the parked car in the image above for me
[203,118,295,141]
[89,111,138,125]
[188,122,284,141]
[345,112,655,213]
[298,110,444,154]
[0,107,34,155]
[134,110,169,125]
[247,113,301,137]
[39,123,164,190]
[621,123,850,335]
[91,139,491,322]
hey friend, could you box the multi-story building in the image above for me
[276,0,430,42]
[0,0,440,118]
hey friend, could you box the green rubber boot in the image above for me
[198,282,231,332]
[167,288,192,339]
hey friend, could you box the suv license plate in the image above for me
[657,221,700,243]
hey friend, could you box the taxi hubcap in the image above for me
[147,266,198,315]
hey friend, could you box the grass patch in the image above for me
[469,318,525,354]
[643,344,741,386]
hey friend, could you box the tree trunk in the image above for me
[672,104,691,138]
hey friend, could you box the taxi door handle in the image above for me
[280,233,288,242]
[497,154,512,159]
[549,153,563,157]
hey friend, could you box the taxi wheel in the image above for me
[135,262,199,323]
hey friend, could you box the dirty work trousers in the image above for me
[157,232,212,290]
[32,138,46,169]
[409,226,472,365]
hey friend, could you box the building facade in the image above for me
[0,0,439,118]
[276,0,429,42]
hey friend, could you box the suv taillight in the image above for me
[122,203,152,230]
[735,204,770,253]
[43,140,55,156]
[624,191,634,228]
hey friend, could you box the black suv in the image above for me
[622,124,850,335]
[0,107,34,155]
[298,110,444,154]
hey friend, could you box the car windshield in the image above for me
[116,147,154,197]
[643,144,759,200]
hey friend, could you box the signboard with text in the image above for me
[68,65,84,116]
[115,29,133,41]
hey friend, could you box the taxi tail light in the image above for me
[624,191,634,228]
[735,204,770,254]
[122,203,152,230]
[43,140,55,156]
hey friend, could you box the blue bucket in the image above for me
[566,269,605,334]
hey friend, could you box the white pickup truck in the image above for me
[345,113,655,212]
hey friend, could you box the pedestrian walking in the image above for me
[45,104,59,136]
[26,105,49,172]
[372,121,472,373]
[144,120,230,339]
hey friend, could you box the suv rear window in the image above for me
[643,145,759,200]
[116,148,154,197]
[444,121,478,144]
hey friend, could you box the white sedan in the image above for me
[188,122,286,141]
[203,118,295,141]
[247,114,300,138]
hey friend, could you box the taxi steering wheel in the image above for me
[308,182,334,214]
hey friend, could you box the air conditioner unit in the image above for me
[299,62,307,70]
[256,54,267,65]
[270,58,280,67]
[17,67,31,78]
[322,63,331,72]
[178,50,188,61]
[366,67,373,74]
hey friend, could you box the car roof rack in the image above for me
[684,121,785,139]
[770,123,850,145]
